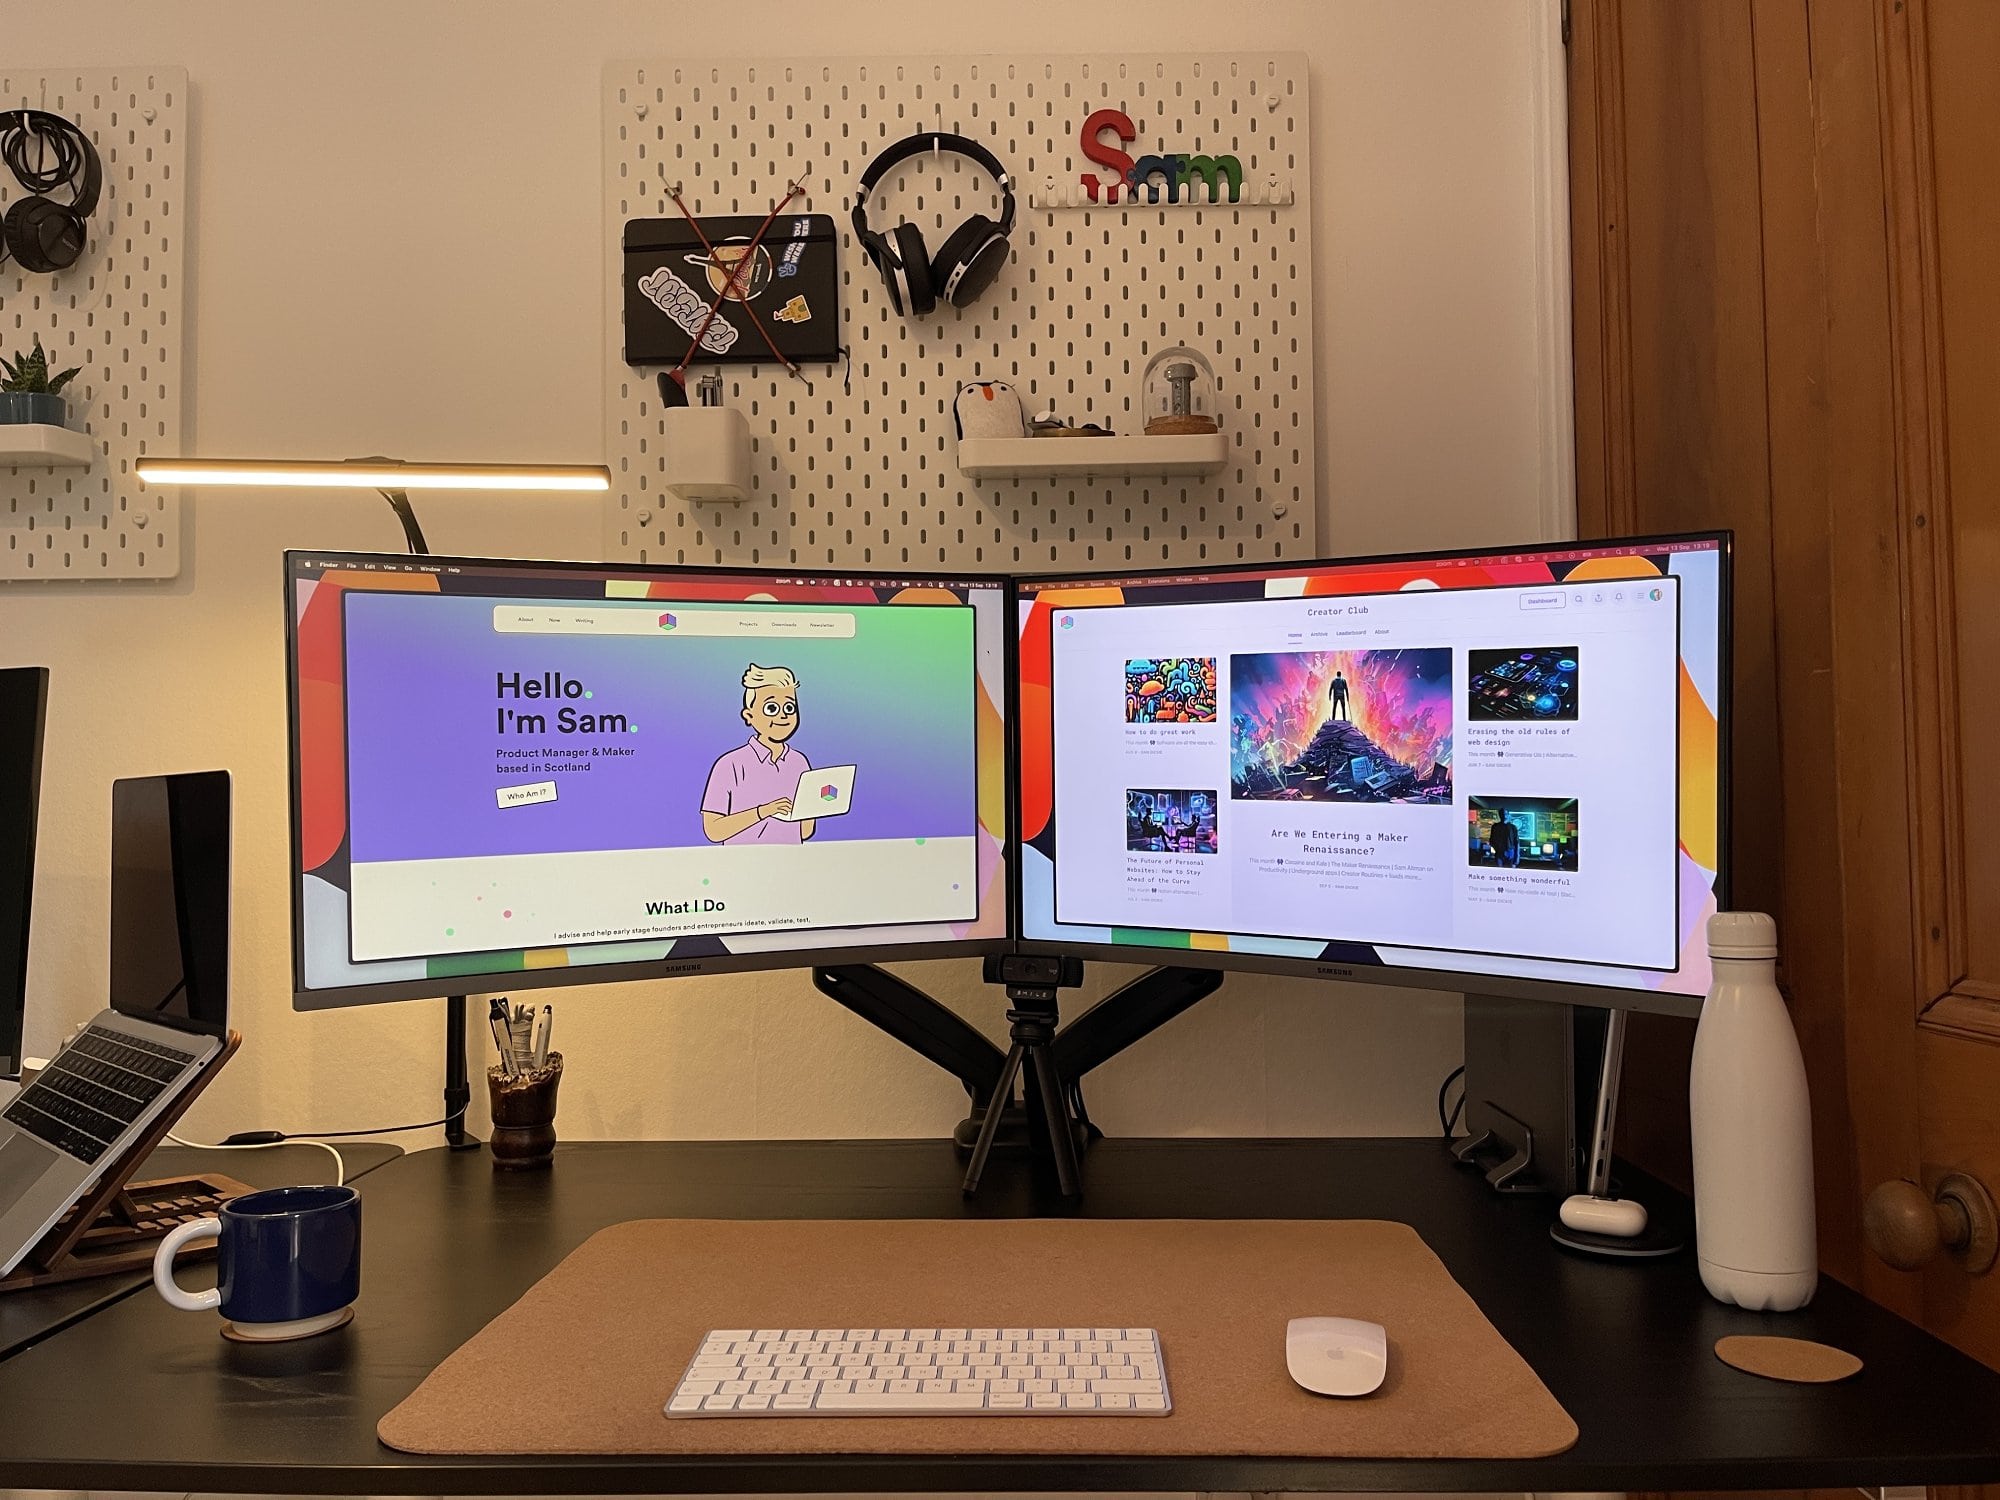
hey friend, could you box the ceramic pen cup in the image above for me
[152,1184,361,1342]
[488,1052,563,1169]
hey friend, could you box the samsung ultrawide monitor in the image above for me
[286,553,1011,1007]
[1015,534,1730,1016]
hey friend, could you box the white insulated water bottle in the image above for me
[1690,911,1818,1309]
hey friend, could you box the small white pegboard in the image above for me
[0,68,186,580]
[605,54,1313,571]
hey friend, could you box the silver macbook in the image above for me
[0,771,230,1279]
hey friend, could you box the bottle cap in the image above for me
[1708,910,1778,959]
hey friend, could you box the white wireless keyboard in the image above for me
[665,1326,1172,1416]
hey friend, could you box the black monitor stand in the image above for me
[813,958,1221,1200]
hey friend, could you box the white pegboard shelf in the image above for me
[0,424,93,468]
[2,67,186,579]
[956,433,1227,481]
[1028,173,1295,211]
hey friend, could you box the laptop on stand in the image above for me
[0,772,231,1279]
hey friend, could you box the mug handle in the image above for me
[152,1218,223,1311]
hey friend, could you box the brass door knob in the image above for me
[1864,1173,1998,1273]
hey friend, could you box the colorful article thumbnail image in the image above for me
[1126,788,1218,854]
[1229,649,1453,804]
[1125,657,1217,723]
[1467,646,1579,721]
[1468,795,1579,870]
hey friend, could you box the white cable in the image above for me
[164,1132,346,1188]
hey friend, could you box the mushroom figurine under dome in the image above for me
[1140,346,1220,436]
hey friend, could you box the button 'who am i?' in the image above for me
[496,781,559,809]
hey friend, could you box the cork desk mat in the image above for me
[378,1218,1578,1460]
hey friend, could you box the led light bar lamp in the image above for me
[136,455,613,1151]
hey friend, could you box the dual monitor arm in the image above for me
[814,958,1222,1197]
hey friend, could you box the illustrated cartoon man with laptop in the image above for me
[699,664,856,845]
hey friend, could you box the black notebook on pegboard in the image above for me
[622,214,841,366]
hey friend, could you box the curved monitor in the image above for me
[1015,534,1730,1016]
[286,553,1011,1008]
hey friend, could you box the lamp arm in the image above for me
[379,488,429,555]
[372,482,472,1148]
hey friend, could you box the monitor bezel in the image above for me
[283,550,1019,1010]
[1009,530,1733,1019]
[0,666,48,1078]
[110,769,233,1039]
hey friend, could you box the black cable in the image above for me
[1,113,88,197]
[295,1108,468,1139]
[1436,1063,1466,1139]
[221,1102,468,1146]
[1067,1077,1101,1142]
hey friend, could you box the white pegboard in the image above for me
[605,54,1312,571]
[0,68,186,580]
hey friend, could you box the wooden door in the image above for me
[1569,0,2000,1385]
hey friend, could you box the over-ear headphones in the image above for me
[852,132,1015,317]
[1,111,101,274]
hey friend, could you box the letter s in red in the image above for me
[1079,109,1136,204]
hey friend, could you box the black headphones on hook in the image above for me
[852,131,1015,317]
[1,110,102,274]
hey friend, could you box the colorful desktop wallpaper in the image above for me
[1229,649,1453,804]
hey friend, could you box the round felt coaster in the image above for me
[1715,1334,1862,1383]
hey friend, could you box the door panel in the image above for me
[1568,0,2000,1403]
[1929,0,1999,1010]
[1917,1027,2000,1367]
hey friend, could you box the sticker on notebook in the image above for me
[636,267,740,354]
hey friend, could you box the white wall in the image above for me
[1,2,1570,1146]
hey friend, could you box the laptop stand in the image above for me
[0,1029,242,1293]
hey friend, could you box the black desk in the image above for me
[0,1141,401,1364]
[0,1138,1996,1494]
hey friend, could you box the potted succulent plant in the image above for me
[0,338,82,427]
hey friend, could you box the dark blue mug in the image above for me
[152,1184,361,1341]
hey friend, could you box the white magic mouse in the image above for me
[1286,1316,1389,1397]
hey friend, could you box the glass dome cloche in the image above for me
[1138,346,1219,436]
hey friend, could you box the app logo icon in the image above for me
[1060,615,1075,630]
[819,783,840,801]
[658,612,678,630]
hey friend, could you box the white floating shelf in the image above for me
[0,423,95,469]
[1030,175,1296,211]
[957,433,1229,481]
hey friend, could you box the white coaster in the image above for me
[221,1305,355,1343]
